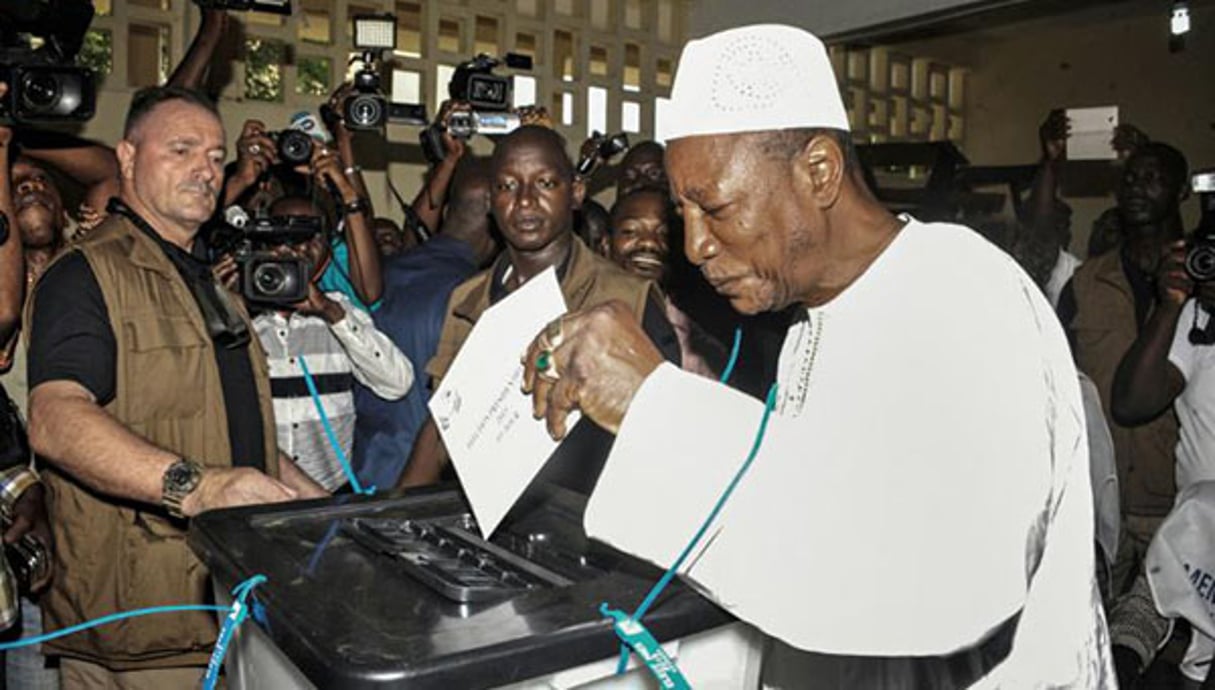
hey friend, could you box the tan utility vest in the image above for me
[33,213,278,670]
[1070,250,1179,516]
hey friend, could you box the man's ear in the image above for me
[791,134,846,210]
[115,140,136,182]
[571,175,586,210]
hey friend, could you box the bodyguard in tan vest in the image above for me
[25,87,327,689]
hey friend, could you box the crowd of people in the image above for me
[0,9,1209,690]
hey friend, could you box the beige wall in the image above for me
[889,0,1214,253]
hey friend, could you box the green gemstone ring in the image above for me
[535,350,553,372]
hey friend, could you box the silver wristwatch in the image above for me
[162,458,204,519]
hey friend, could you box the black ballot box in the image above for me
[188,484,764,689]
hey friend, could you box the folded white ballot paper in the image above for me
[429,267,578,536]
[1066,105,1119,161]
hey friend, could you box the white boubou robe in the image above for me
[586,219,1114,687]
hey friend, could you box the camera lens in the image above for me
[1188,245,1215,283]
[21,73,60,111]
[347,94,384,128]
[253,263,289,296]
[277,131,313,165]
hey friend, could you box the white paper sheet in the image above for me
[1066,105,1119,160]
[428,267,577,536]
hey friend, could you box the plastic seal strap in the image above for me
[719,327,742,385]
[600,604,691,690]
[203,574,269,690]
[607,381,779,677]
[297,355,376,495]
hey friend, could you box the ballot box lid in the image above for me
[188,484,732,689]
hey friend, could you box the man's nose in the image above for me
[518,183,538,208]
[683,216,716,266]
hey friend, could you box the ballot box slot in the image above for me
[342,514,575,603]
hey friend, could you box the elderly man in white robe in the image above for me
[521,24,1113,689]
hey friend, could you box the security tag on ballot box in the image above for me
[600,604,690,689]
[429,267,578,536]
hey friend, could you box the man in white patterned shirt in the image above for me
[252,195,412,490]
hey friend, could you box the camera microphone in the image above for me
[225,205,250,229]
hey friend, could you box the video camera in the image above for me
[214,211,321,304]
[0,0,96,125]
[1185,169,1215,283]
[192,0,291,15]
[420,52,532,164]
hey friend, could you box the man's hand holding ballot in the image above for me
[522,303,663,439]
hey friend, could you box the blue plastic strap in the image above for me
[719,327,743,385]
[297,356,376,495]
[600,604,691,689]
[609,381,779,676]
[203,575,268,690]
[0,573,270,684]
[0,604,227,651]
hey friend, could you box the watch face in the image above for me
[166,462,200,491]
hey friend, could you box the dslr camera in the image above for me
[268,128,314,166]
[0,0,96,125]
[1185,169,1215,283]
[215,213,321,304]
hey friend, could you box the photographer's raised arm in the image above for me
[412,101,468,233]
[327,85,371,203]
[223,119,277,208]
[313,146,382,304]
[1111,240,1189,426]
[167,8,228,91]
[0,123,23,347]
[15,129,120,214]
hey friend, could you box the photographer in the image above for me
[411,100,469,236]
[1107,236,1215,685]
[1059,141,1190,598]
[250,187,412,491]
[0,95,48,654]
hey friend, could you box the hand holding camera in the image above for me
[309,143,359,204]
[3,483,51,594]
[234,119,278,185]
[1158,239,1193,307]
[576,130,629,178]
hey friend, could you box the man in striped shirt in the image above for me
[252,195,413,490]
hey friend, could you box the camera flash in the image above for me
[353,14,397,50]
[1171,3,1191,36]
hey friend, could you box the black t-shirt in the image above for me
[27,213,267,471]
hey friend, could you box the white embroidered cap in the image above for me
[659,24,850,143]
